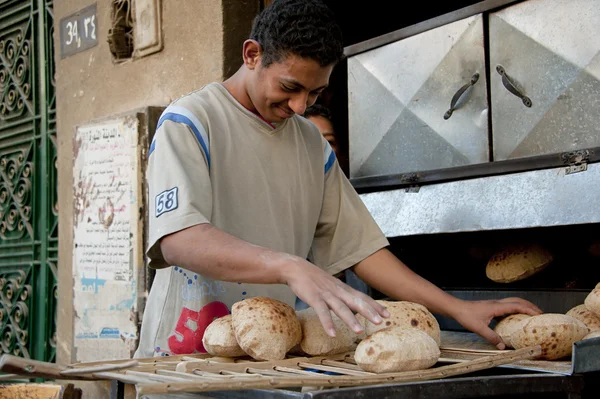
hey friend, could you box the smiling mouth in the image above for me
[278,106,294,117]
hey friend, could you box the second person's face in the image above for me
[307,115,339,158]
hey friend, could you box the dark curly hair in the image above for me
[250,0,344,68]
[303,103,332,121]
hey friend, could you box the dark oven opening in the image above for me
[374,222,600,330]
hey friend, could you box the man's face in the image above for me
[248,54,333,123]
[307,115,339,158]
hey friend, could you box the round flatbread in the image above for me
[231,297,302,361]
[202,314,247,357]
[565,304,600,332]
[296,308,358,356]
[584,285,600,317]
[583,330,600,340]
[356,300,440,346]
[587,240,600,258]
[354,327,440,373]
[486,243,553,283]
[493,314,531,348]
[510,313,589,360]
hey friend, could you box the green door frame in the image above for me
[0,0,57,363]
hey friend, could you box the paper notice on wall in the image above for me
[72,115,143,361]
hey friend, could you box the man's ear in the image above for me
[242,40,262,70]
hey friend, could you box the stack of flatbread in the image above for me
[295,300,442,373]
[352,300,441,373]
[203,286,600,368]
[564,282,600,341]
[491,283,600,360]
[493,313,532,349]
[202,296,302,361]
[356,300,441,345]
[202,297,442,372]
[506,313,589,360]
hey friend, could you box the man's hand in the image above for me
[353,249,544,349]
[451,297,543,349]
[280,257,390,337]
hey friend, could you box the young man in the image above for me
[136,0,541,360]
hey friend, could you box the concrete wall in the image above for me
[55,0,259,377]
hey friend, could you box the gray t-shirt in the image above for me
[135,82,389,359]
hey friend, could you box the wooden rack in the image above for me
[0,345,542,396]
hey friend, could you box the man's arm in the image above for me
[353,248,543,349]
[161,223,390,336]
[162,223,291,285]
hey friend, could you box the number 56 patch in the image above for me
[156,187,178,217]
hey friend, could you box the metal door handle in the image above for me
[496,65,532,107]
[444,73,480,120]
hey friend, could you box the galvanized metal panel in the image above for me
[359,163,600,237]
[348,15,489,178]
[572,337,600,374]
[490,0,600,160]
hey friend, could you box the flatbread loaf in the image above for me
[493,314,531,348]
[565,304,600,332]
[356,300,440,346]
[587,240,600,258]
[583,330,600,340]
[231,297,301,361]
[202,314,247,357]
[354,327,440,373]
[486,243,553,283]
[584,285,600,317]
[510,313,589,360]
[296,308,358,356]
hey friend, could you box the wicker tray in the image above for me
[0,344,541,396]
[438,331,574,374]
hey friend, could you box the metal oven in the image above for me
[3,1,597,398]
[340,0,600,396]
[118,0,600,397]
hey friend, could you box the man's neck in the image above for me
[222,67,279,128]
[222,67,256,113]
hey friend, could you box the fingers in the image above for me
[311,301,337,337]
[496,298,542,316]
[290,266,391,337]
[306,284,388,337]
[335,282,389,322]
[350,294,386,323]
[473,324,507,350]
[499,297,542,314]
[351,296,385,325]
[322,292,364,335]
[355,293,390,319]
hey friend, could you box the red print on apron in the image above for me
[167,301,230,354]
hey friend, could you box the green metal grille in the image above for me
[0,0,57,363]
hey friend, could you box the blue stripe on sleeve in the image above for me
[149,107,211,168]
[324,147,336,173]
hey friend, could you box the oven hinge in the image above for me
[562,149,589,175]
[402,173,421,192]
